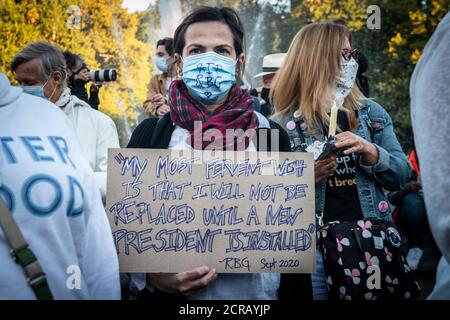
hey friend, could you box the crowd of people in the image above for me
[0,5,449,301]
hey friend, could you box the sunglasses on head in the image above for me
[342,48,359,61]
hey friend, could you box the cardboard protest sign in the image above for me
[106,148,316,273]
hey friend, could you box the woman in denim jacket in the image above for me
[270,22,410,299]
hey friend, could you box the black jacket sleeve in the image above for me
[89,87,100,110]
[127,118,158,148]
[70,79,90,104]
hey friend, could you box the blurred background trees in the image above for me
[1,0,449,148]
[0,0,152,144]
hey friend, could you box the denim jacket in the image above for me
[271,99,411,225]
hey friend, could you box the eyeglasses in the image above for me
[342,48,359,61]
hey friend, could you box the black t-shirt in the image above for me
[323,111,363,223]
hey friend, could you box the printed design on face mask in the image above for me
[182,52,237,105]
[334,57,359,106]
[195,62,224,96]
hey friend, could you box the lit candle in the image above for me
[328,101,338,138]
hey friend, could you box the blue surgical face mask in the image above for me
[181,52,237,105]
[155,57,169,73]
[22,85,45,98]
[21,78,55,100]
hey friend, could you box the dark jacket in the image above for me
[70,79,100,110]
[250,87,273,118]
[127,112,313,301]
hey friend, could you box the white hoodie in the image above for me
[0,73,120,299]
[57,88,120,201]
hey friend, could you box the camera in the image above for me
[88,69,117,82]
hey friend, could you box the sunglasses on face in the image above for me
[342,48,359,61]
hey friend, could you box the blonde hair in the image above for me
[271,22,365,132]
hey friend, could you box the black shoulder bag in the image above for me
[294,115,421,300]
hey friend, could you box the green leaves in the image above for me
[0,0,152,146]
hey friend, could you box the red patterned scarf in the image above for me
[169,79,259,150]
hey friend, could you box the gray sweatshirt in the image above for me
[410,11,450,299]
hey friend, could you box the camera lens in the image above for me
[88,69,118,82]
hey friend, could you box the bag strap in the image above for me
[0,198,53,300]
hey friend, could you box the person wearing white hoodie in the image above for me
[0,72,120,299]
[410,11,450,300]
[10,42,120,202]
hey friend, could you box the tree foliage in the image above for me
[273,0,450,149]
[1,0,449,148]
[0,0,152,145]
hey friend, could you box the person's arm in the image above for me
[126,119,218,296]
[143,76,161,117]
[146,267,217,296]
[335,101,411,191]
[127,118,158,149]
[88,86,100,110]
[387,181,415,206]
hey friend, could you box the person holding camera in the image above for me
[142,38,177,118]
[11,42,120,202]
[64,51,101,110]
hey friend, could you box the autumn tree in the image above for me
[277,0,450,149]
[0,0,152,146]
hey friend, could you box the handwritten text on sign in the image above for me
[106,149,316,273]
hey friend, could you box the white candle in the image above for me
[328,101,338,138]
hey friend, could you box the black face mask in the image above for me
[260,87,270,103]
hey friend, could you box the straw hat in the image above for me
[253,53,286,78]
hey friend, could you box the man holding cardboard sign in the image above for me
[108,148,315,300]
[115,6,315,301]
